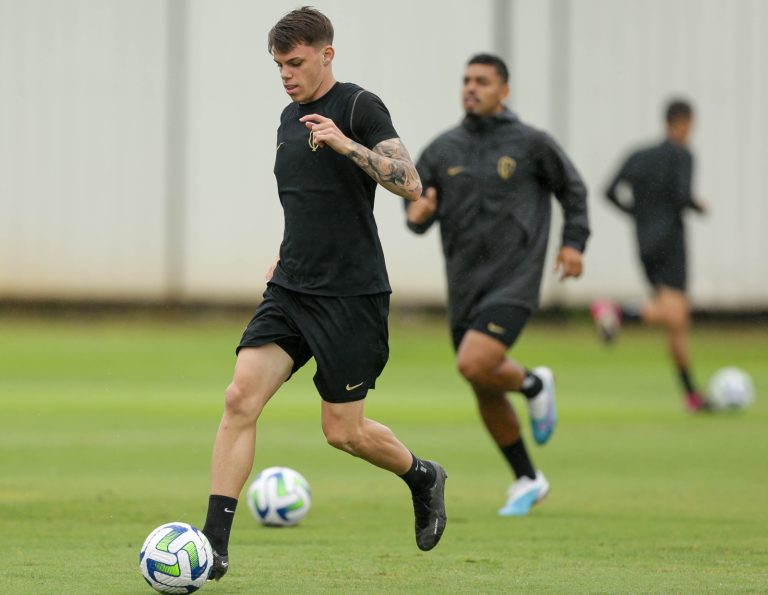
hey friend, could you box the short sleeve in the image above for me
[348,90,399,150]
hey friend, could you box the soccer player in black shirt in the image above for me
[201,8,447,581]
[592,99,708,411]
[405,54,590,516]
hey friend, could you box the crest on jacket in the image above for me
[497,156,517,180]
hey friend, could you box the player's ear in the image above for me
[321,45,335,66]
[500,83,510,102]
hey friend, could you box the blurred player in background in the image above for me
[405,54,590,516]
[201,7,447,581]
[592,99,708,412]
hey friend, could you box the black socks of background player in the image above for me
[678,367,697,394]
[520,370,543,399]
[400,454,436,492]
[620,302,643,322]
[501,438,536,480]
[203,495,238,555]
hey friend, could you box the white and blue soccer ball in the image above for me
[247,466,311,527]
[708,367,755,410]
[139,522,212,594]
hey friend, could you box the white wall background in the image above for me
[0,0,168,299]
[561,0,768,308]
[1,0,766,308]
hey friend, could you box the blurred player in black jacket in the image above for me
[592,99,708,411]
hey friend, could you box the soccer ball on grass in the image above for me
[139,522,212,593]
[247,466,311,527]
[708,367,754,410]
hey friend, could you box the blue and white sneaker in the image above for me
[498,471,550,517]
[528,366,556,445]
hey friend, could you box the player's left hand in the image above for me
[554,246,583,281]
[299,114,353,155]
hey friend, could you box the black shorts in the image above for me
[237,285,390,403]
[451,304,531,351]
[641,237,687,292]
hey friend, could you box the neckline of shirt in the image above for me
[297,81,341,111]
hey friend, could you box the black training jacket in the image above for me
[407,108,589,327]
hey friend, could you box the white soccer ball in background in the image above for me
[247,466,311,527]
[139,522,212,594]
[708,367,755,410]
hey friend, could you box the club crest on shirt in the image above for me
[497,156,516,180]
[308,131,321,152]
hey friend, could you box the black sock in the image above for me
[500,438,536,480]
[399,453,436,492]
[520,370,543,399]
[620,301,643,321]
[202,495,238,555]
[678,367,697,394]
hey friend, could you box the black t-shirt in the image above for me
[605,140,696,257]
[270,82,398,296]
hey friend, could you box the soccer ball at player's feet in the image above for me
[139,522,213,593]
[590,299,621,344]
[707,367,755,410]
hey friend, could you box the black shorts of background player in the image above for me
[406,54,590,517]
[199,7,447,581]
[593,99,708,412]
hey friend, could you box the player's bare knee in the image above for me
[457,353,492,386]
[667,309,689,331]
[223,382,260,422]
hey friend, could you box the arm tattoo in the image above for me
[346,138,422,200]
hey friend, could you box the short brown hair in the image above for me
[268,6,334,54]
[666,99,693,124]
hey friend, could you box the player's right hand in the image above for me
[407,187,438,224]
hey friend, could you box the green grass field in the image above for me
[1,313,767,593]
